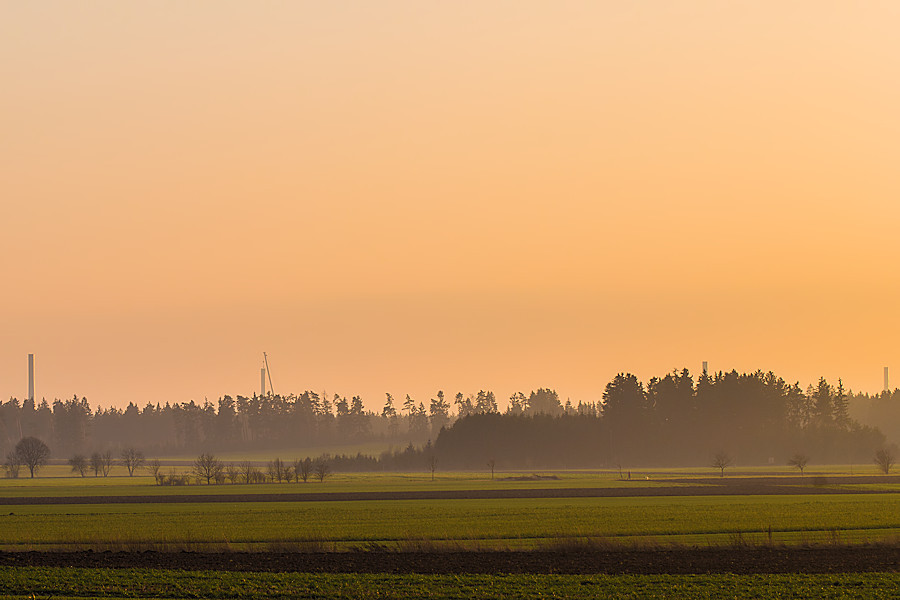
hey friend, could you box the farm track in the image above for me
[2,476,898,505]
[1,546,899,574]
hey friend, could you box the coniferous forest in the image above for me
[0,369,894,470]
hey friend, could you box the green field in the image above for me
[3,469,900,550]
[4,468,900,598]
[4,493,900,551]
[8,464,900,499]
[1,567,899,599]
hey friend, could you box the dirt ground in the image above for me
[1,546,898,574]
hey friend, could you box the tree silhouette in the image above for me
[97,450,114,476]
[238,460,257,484]
[874,448,896,475]
[3,451,22,478]
[267,458,288,482]
[193,452,223,484]
[147,458,163,484]
[68,454,88,477]
[787,453,810,476]
[711,451,733,477]
[120,447,145,476]
[314,459,330,482]
[475,390,499,414]
[526,389,561,416]
[89,452,103,477]
[295,458,312,483]
[507,392,527,415]
[429,391,451,433]
[15,437,50,478]
[224,462,240,484]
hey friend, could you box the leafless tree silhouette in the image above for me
[875,448,896,474]
[120,447,145,476]
[711,451,733,477]
[787,453,810,476]
[16,437,50,478]
[314,459,330,482]
[68,454,88,477]
[193,453,224,484]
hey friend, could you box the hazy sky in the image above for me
[3,2,900,410]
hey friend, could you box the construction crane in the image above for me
[263,352,275,396]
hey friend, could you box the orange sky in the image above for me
[3,2,900,410]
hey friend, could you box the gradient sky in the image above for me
[3,2,900,411]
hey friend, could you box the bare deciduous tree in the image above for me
[295,458,311,483]
[3,452,21,478]
[100,450,114,476]
[787,453,810,476]
[224,462,240,484]
[89,450,114,477]
[68,454,89,477]
[120,447,145,476]
[875,448,896,475]
[238,460,256,484]
[90,452,103,477]
[314,459,330,482]
[147,458,164,485]
[16,437,51,478]
[487,458,496,480]
[711,451,733,477]
[193,452,224,484]
[267,458,288,483]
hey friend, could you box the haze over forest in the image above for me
[4,3,900,414]
[4,367,900,470]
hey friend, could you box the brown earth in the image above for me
[1,546,898,574]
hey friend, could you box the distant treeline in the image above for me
[0,389,538,457]
[435,373,884,468]
[0,369,894,467]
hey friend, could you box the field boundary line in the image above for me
[2,484,898,505]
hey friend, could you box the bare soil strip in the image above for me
[1,547,898,574]
[0,480,894,506]
[666,475,900,486]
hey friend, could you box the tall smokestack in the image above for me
[261,367,266,396]
[27,354,34,402]
[702,361,708,376]
[885,367,890,393]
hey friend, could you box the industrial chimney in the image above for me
[27,353,34,402]
[702,361,708,376]
[261,367,266,397]
[885,367,890,393]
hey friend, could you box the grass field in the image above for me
[5,467,900,598]
[1,567,899,599]
[7,464,900,498]
[4,493,900,551]
[3,469,900,551]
